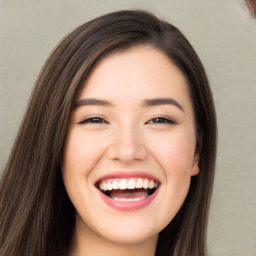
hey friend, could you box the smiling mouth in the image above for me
[96,178,159,201]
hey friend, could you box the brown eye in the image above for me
[79,117,109,124]
[146,117,177,125]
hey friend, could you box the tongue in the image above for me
[109,188,148,199]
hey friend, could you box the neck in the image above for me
[70,215,158,256]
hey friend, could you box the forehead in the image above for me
[78,46,191,108]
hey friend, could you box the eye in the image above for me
[146,117,177,125]
[78,116,109,125]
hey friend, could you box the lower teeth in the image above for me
[100,187,157,201]
[111,196,147,201]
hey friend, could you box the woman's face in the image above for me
[62,46,199,245]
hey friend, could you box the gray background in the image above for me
[0,0,255,255]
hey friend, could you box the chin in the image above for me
[95,224,159,245]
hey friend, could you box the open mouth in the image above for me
[96,178,159,202]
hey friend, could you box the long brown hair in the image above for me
[0,10,217,256]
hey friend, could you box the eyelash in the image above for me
[78,116,176,125]
[78,117,109,124]
[145,117,177,125]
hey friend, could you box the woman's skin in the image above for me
[62,46,200,256]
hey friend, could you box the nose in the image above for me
[106,124,147,164]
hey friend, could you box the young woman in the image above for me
[0,10,217,256]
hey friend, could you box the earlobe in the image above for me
[191,139,201,176]
[191,152,200,176]
[191,166,200,176]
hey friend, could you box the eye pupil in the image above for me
[155,118,164,123]
[91,118,103,123]
[146,117,176,125]
[154,118,169,123]
[79,117,108,124]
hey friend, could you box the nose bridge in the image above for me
[107,120,147,162]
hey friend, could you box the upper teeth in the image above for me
[99,178,158,191]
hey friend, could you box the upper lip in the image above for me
[95,171,160,184]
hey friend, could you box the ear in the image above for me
[191,138,201,176]
[191,151,200,176]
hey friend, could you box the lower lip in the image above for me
[97,188,159,211]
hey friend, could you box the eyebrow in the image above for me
[75,98,113,108]
[75,97,184,112]
[143,98,184,112]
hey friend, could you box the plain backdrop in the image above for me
[0,0,255,255]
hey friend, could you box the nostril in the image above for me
[106,143,148,162]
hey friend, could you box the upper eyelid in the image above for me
[78,116,109,124]
[146,116,177,124]
[77,114,177,124]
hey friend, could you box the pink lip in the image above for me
[97,186,160,211]
[95,171,160,211]
[95,171,160,183]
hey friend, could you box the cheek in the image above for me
[63,129,105,173]
[151,130,196,176]
[149,130,196,223]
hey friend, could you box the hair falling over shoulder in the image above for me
[0,10,217,256]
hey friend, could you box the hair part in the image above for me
[0,10,217,256]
